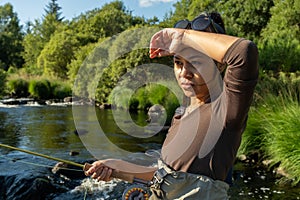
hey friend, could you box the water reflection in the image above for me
[97,109,165,152]
[24,106,78,149]
[0,110,22,152]
[0,106,90,159]
[0,105,165,159]
[228,162,300,199]
[72,105,165,163]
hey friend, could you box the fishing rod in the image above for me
[0,143,151,199]
[0,143,135,182]
[0,143,83,167]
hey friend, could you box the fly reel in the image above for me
[122,184,150,200]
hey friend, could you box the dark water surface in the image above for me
[0,104,299,199]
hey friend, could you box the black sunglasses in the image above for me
[174,13,225,34]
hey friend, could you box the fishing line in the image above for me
[0,154,82,172]
[0,154,90,200]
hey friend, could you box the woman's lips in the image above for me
[181,82,194,90]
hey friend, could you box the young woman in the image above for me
[85,12,259,199]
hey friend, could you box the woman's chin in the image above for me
[183,90,196,97]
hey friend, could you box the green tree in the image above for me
[160,0,192,28]
[22,0,65,72]
[259,0,300,71]
[90,27,173,104]
[69,1,151,99]
[67,42,98,84]
[94,27,157,103]
[22,20,44,73]
[69,0,139,45]
[41,0,64,41]
[44,0,64,21]
[37,30,79,79]
[188,0,219,18]
[64,0,145,87]
[218,0,274,41]
[23,17,65,73]
[72,38,112,99]
[162,0,273,42]
[0,3,24,70]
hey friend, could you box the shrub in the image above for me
[131,87,152,111]
[130,84,180,125]
[108,83,180,125]
[0,69,7,97]
[253,70,300,105]
[6,79,29,98]
[129,97,139,111]
[51,82,72,99]
[28,79,51,100]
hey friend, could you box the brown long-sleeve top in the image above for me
[161,38,259,181]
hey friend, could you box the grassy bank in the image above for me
[239,71,300,185]
[4,71,72,101]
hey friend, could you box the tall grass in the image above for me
[264,100,300,185]
[238,106,267,156]
[240,70,300,185]
[5,70,72,100]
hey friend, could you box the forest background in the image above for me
[0,0,299,185]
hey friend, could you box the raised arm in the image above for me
[182,30,239,63]
[149,28,239,63]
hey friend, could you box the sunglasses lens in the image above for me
[174,19,190,29]
[213,23,225,34]
[191,16,211,31]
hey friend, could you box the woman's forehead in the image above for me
[173,54,211,67]
[174,48,211,61]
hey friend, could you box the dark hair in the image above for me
[200,12,227,73]
[209,12,226,34]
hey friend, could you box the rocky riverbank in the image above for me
[1,153,299,200]
[0,154,129,200]
[0,97,95,107]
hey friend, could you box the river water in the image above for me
[0,104,299,199]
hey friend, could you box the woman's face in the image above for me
[174,55,209,99]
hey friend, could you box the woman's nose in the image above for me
[180,66,193,78]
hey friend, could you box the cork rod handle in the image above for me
[83,163,135,183]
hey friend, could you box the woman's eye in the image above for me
[174,60,183,66]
